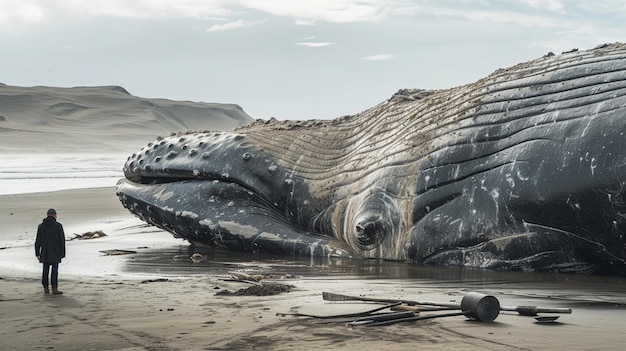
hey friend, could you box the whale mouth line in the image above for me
[125,170,248,189]
[126,176,201,185]
[120,174,271,211]
[132,175,265,198]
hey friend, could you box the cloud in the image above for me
[0,0,393,32]
[0,1,45,30]
[361,54,394,61]
[0,1,581,33]
[389,1,568,28]
[0,0,620,31]
[12,0,390,22]
[522,0,564,11]
[207,19,259,32]
[295,42,333,48]
[62,0,233,19]
[296,35,333,48]
[240,0,390,23]
[461,10,559,28]
[295,19,316,26]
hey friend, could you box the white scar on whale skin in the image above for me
[153,189,174,201]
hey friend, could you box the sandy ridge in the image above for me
[0,84,254,153]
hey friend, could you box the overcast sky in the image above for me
[1,0,625,120]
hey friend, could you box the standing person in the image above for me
[35,208,66,294]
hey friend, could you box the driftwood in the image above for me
[70,230,107,240]
[99,249,137,256]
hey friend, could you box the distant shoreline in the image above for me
[0,153,127,195]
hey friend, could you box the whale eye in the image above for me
[348,191,399,251]
[353,214,389,250]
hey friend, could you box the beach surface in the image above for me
[2,187,626,351]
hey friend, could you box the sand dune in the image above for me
[0,83,255,153]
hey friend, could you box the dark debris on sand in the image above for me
[215,282,295,296]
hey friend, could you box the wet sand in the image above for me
[2,187,626,350]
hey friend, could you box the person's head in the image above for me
[47,208,57,217]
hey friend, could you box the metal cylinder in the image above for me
[460,292,500,322]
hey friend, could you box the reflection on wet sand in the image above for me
[124,245,626,306]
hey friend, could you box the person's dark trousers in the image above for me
[42,263,58,287]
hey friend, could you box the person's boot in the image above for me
[52,286,63,295]
[43,285,50,294]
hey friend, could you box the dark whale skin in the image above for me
[117,43,626,275]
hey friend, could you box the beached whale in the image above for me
[117,43,626,275]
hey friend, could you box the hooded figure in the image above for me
[35,208,66,294]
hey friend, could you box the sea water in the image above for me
[0,153,127,195]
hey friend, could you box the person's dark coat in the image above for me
[35,216,66,263]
